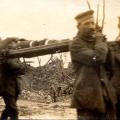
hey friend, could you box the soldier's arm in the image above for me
[6,58,25,75]
[94,40,108,63]
[115,51,120,63]
[70,40,108,66]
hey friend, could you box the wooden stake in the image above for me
[86,0,91,10]
[96,3,99,28]
[37,56,41,66]
[118,17,120,36]
[101,0,105,32]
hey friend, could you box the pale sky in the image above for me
[0,0,119,40]
[0,0,119,66]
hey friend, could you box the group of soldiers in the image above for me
[70,10,120,120]
[0,9,120,120]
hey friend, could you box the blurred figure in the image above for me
[0,38,25,120]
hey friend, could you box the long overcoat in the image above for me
[108,41,120,100]
[70,32,116,113]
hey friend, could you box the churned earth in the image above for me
[0,97,77,119]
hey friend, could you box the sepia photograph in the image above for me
[0,0,120,119]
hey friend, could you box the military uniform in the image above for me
[70,10,116,120]
[108,40,120,120]
[0,39,25,120]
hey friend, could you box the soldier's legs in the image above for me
[104,98,116,120]
[77,109,106,120]
[0,95,18,120]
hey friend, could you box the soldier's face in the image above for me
[77,20,95,30]
[84,21,95,28]
[83,20,95,29]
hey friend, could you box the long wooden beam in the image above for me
[6,40,116,58]
[8,41,71,58]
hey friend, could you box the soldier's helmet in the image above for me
[75,10,95,29]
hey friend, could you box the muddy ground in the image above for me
[0,97,77,119]
[0,55,76,119]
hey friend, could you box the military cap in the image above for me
[75,10,94,25]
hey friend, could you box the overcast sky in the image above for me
[0,0,119,40]
[0,0,119,66]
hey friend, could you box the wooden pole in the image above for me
[101,0,105,32]
[96,3,99,28]
[86,0,91,10]
[6,40,116,59]
[8,41,70,58]
[118,17,120,36]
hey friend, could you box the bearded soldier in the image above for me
[0,38,25,120]
[69,10,116,120]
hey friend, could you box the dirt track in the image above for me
[0,97,77,119]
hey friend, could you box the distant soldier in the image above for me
[69,10,116,120]
[49,85,57,102]
[0,38,25,120]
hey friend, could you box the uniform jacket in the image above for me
[70,30,116,113]
[108,41,120,101]
[0,57,25,97]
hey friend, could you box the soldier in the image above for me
[108,16,120,120]
[69,10,116,120]
[108,40,120,120]
[0,38,25,120]
[49,85,57,102]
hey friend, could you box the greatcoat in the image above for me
[108,41,120,100]
[70,29,116,113]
